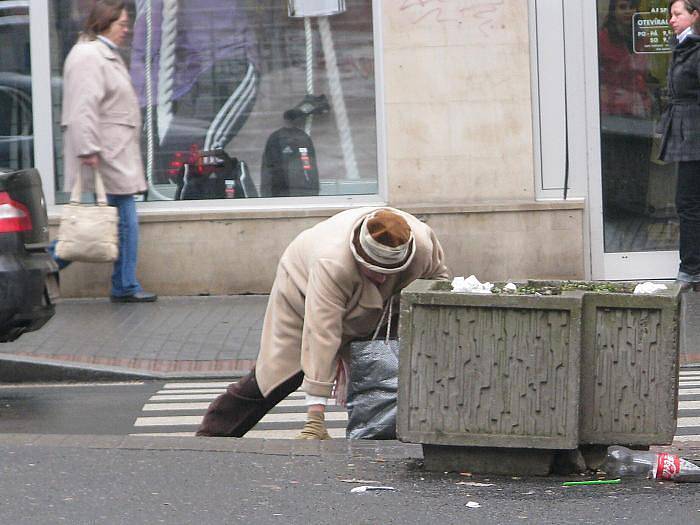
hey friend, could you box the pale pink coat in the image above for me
[255,207,450,398]
[61,38,147,195]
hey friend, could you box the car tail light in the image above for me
[0,191,32,233]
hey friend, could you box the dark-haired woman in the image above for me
[59,0,156,302]
[659,0,700,287]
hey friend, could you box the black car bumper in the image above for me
[0,240,59,342]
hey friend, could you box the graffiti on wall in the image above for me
[399,0,505,35]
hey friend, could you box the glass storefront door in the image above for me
[596,0,680,279]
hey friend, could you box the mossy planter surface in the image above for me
[397,279,682,451]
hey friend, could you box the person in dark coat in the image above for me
[659,0,700,286]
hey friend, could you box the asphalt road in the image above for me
[1,444,699,525]
[0,381,160,435]
[1,382,700,524]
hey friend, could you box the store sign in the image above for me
[633,10,673,54]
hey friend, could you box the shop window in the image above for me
[49,0,377,203]
[0,1,33,171]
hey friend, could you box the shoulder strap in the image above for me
[371,294,395,344]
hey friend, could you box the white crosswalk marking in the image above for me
[132,373,700,442]
[131,380,348,439]
[679,388,700,396]
[135,411,348,427]
[676,374,700,444]
[678,380,700,387]
[143,398,325,411]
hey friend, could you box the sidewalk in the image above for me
[0,294,699,460]
[2,291,698,381]
[0,295,269,381]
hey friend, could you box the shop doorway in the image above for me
[592,0,680,279]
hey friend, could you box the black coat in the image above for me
[659,34,700,162]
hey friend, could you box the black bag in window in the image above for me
[259,126,320,197]
[175,149,258,200]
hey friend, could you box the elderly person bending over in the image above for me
[197,207,450,439]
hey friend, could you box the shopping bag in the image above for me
[55,168,119,263]
[346,298,399,440]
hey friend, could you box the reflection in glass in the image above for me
[49,0,377,202]
[598,0,678,253]
[0,1,33,170]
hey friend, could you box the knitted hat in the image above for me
[350,209,416,274]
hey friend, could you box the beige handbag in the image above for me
[55,167,119,263]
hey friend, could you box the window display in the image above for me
[49,0,377,203]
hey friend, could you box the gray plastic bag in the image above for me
[346,339,399,439]
[346,299,399,440]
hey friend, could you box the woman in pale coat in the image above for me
[57,0,156,302]
[197,207,450,439]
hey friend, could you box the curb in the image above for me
[0,433,424,460]
[0,354,248,383]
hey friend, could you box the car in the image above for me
[0,167,59,342]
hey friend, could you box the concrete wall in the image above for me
[52,1,585,298]
[382,1,534,205]
[52,202,584,297]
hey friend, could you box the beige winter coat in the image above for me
[255,207,450,398]
[61,38,147,195]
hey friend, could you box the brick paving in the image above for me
[0,295,267,374]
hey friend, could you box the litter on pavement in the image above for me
[350,485,397,493]
[563,479,621,486]
[340,479,381,484]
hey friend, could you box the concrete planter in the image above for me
[397,279,682,473]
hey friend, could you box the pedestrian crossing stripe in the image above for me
[676,417,700,428]
[161,382,236,389]
[132,428,348,439]
[143,398,334,411]
[131,377,700,441]
[134,411,348,427]
[131,381,348,439]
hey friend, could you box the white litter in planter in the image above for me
[451,275,494,294]
[633,282,668,295]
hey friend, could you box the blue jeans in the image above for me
[50,194,143,296]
